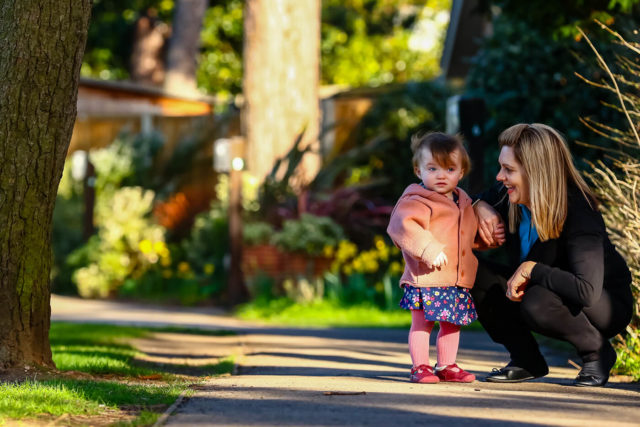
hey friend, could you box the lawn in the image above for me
[235,297,484,331]
[0,322,236,426]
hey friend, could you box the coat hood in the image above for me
[399,183,472,208]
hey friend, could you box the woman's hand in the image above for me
[474,200,506,248]
[506,261,536,302]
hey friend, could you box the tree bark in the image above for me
[0,0,92,370]
[243,0,321,184]
[164,0,208,96]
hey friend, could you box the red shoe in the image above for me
[410,365,440,383]
[436,363,475,383]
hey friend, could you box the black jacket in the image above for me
[478,182,632,309]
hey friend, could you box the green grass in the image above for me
[0,379,184,419]
[206,356,236,376]
[0,380,104,418]
[0,322,235,425]
[49,323,236,377]
[114,410,163,426]
[50,323,163,377]
[235,298,484,330]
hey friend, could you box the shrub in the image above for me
[578,24,640,379]
[271,214,345,256]
[243,222,275,246]
[70,187,168,298]
[51,160,85,294]
[178,203,230,296]
[465,11,636,185]
[326,236,405,309]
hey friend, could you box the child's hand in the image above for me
[432,251,448,268]
[492,223,506,246]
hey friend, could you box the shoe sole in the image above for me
[484,375,537,383]
[573,341,616,387]
[574,380,607,387]
[439,377,476,383]
[411,377,440,384]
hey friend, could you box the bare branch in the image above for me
[578,26,640,148]
[594,19,640,56]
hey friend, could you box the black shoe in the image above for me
[485,362,548,383]
[574,341,617,387]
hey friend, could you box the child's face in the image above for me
[414,148,464,198]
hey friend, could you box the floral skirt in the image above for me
[399,285,477,326]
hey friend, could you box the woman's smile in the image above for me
[497,146,529,206]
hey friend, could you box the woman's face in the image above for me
[496,146,530,206]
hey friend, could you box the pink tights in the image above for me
[408,310,460,367]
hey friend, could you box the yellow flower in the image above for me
[377,245,389,261]
[366,260,379,272]
[204,263,215,275]
[160,256,171,267]
[178,262,191,273]
[336,240,357,261]
[154,241,169,256]
[390,261,404,275]
[330,261,341,273]
[374,235,386,250]
[162,269,173,279]
[343,265,353,275]
[426,300,432,305]
[138,239,153,254]
[323,245,335,258]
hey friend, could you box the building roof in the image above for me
[77,77,215,117]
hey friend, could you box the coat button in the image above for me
[461,271,465,277]
[462,250,466,256]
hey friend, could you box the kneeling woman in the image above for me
[472,123,633,387]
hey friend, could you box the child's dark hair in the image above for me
[411,132,470,175]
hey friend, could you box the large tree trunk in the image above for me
[0,0,92,370]
[243,0,321,184]
[164,0,209,95]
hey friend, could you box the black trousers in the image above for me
[470,259,633,368]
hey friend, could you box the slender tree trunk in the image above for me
[164,0,208,95]
[0,0,92,370]
[243,0,321,184]
[130,12,168,86]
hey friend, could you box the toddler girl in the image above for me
[387,132,480,383]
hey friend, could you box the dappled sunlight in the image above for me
[171,381,640,426]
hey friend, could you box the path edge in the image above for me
[152,389,189,427]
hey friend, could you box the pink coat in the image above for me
[387,184,479,289]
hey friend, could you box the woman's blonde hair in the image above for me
[498,123,597,241]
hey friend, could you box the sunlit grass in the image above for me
[50,323,161,377]
[0,322,235,424]
[50,322,237,377]
[235,298,484,330]
[0,379,184,420]
[0,380,104,418]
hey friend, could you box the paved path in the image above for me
[51,295,640,426]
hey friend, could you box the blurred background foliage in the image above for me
[81,0,451,98]
[60,0,640,373]
[70,0,640,303]
[81,0,176,80]
[467,0,640,180]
